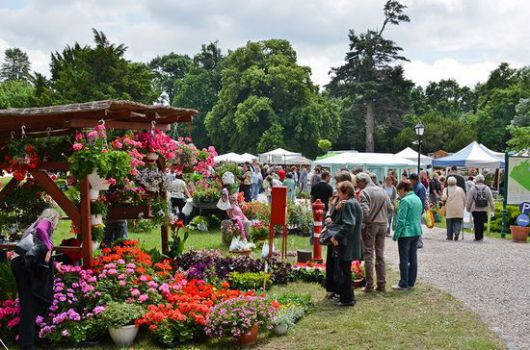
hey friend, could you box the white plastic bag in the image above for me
[182,198,194,216]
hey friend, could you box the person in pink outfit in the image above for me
[217,172,249,240]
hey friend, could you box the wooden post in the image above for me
[80,178,93,268]
[156,157,169,254]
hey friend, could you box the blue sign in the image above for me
[516,214,530,227]
[520,202,530,216]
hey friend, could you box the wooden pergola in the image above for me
[0,100,197,267]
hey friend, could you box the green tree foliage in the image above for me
[150,52,192,103]
[172,42,224,147]
[50,29,157,104]
[0,48,32,82]
[328,0,412,152]
[0,80,34,108]
[205,39,340,158]
[507,97,530,151]
[411,79,476,116]
[395,111,476,153]
[318,139,332,154]
[471,64,529,150]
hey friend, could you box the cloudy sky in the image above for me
[0,0,528,88]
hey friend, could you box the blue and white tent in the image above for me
[432,141,505,168]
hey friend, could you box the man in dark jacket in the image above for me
[446,166,467,194]
[329,181,362,307]
[311,171,333,212]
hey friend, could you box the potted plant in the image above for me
[100,301,144,347]
[91,224,105,251]
[352,260,365,288]
[167,216,189,259]
[135,129,177,161]
[205,295,276,346]
[135,167,171,193]
[69,125,131,199]
[272,305,304,336]
[510,207,530,243]
[90,198,108,225]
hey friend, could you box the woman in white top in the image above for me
[169,173,191,220]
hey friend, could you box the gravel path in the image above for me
[384,227,530,350]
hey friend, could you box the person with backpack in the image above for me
[466,175,494,241]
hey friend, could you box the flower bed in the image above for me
[0,241,316,348]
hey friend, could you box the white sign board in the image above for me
[507,157,530,205]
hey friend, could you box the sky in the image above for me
[0,0,528,88]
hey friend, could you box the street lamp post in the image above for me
[415,123,425,174]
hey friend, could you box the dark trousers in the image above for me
[397,236,420,288]
[336,260,354,304]
[242,184,251,202]
[446,218,463,240]
[325,246,336,294]
[171,197,187,223]
[11,257,37,350]
[103,220,128,247]
[472,211,487,240]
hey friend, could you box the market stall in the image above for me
[258,148,301,164]
[396,147,432,166]
[312,152,417,181]
[432,141,505,168]
[0,100,199,268]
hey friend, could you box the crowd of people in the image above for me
[309,165,497,307]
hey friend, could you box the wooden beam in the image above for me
[66,118,170,131]
[29,170,81,228]
[0,177,18,203]
[38,161,70,172]
[80,178,92,269]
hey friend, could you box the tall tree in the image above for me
[173,42,224,147]
[150,53,192,103]
[328,0,411,152]
[423,79,476,116]
[205,39,340,158]
[0,48,32,82]
[50,29,157,104]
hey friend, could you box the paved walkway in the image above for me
[385,227,530,350]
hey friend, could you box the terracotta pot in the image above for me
[353,279,365,288]
[237,325,259,346]
[510,225,530,243]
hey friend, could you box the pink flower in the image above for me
[119,280,127,286]
[72,143,83,151]
[138,294,149,303]
[101,149,108,154]
[130,288,140,297]
[113,141,123,149]
[108,178,117,186]
[75,133,84,141]
[87,130,98,140]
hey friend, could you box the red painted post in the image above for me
[311,199,324,263]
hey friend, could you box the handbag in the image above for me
[319,223,343,246]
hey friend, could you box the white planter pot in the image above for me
[87,170,110,191]
[109,325,139,347]
[146,152,159,161]
[89,189,100,201]
[273,323,288,336]
[91,241,99,252]
[91,214,103,226]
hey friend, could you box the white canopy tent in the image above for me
[283,156,312,165]
[396,147,432,166]
[258,148,302,164]
[313,152,417,182]
[240,153,258,163]
[479,143,505,161]
[432,141,505,168]
[214,152,242,163]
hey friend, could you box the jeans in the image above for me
[446,218,463,240]
[361,223,387,289]
[397,236,420,288]
[11,257,38,350]
[472,211,487,240]
[242,184,252,202]
[103,220,128,247]
[251,183,260,201]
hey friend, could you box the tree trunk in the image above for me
[365,101,375,152]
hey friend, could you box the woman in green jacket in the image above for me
[392,181,423,290]
[329,181,363,306]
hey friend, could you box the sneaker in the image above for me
[336,301,356,307]
[376,285,386,292]
[325,293,339,300]
[392,284,410,290]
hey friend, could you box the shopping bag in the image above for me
[182,198,194,216]
[424,209,435,229]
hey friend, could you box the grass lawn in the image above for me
[52,220,505,350]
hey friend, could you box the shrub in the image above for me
[287,202,312,236]
[229,272,272,291]
[490,203,519,232]
[0,263,16,300]
[274,292,314,313]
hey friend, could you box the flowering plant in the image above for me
[352,260,365,281]
[241,202,271,222]
[249,221,269,242]
[205,295,277,338]
[91,223,105,242]
[136,129,177,160]
[69,125,131,181]
[135,167,171,193]
[0,298,19,341]
[0,141,39,181]
[101,301,145,328]
[111,133,145,176]
[167,215,189,259]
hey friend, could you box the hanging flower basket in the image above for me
[91,214,103,226]
[146,152,159,161]
[510,225,529,243]
[87,170,110,191]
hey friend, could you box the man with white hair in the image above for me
[356,172,390,292]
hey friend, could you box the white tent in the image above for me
[214,152,242,163]
[313,152,417,182]
[258,148,302,164]
[432,141,505,168]
[479,143,505,160]
[283,156,312,165]
[240,153,257,163]
[396,147,432,166]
